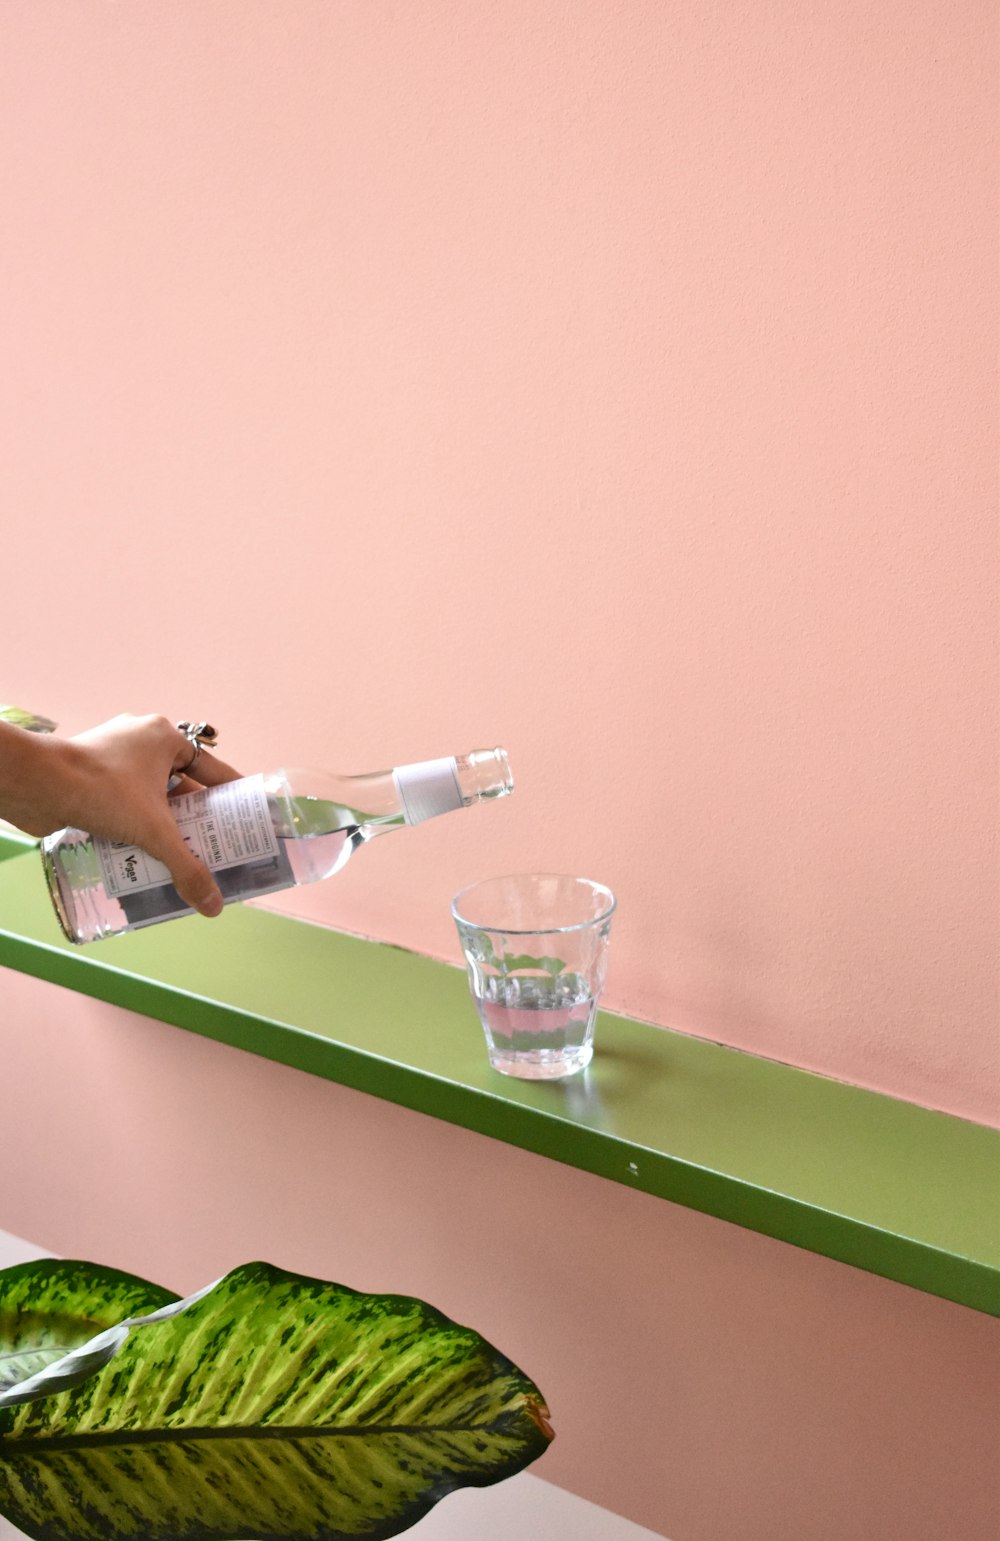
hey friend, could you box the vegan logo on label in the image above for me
[122,854,140,884]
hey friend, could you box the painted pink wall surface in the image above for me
[1,972,998,1541]
[0,1,995,1123]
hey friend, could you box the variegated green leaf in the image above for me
[0,706,57,734]
[0,1260,553,1540]
[0,1260,178,1400]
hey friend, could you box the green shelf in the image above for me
[0,828,35,864]
[0,837,997,1316]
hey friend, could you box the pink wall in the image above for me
[1,6,997,1538]
[2,971,998,1541]
[1,0,996,1123]
[0,0,995,1123]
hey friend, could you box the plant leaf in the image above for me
[0,1267,222,1412]
[0,1260,553,1541]
[0,1260,179,1402]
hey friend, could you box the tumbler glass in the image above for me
[452,874,616,1079]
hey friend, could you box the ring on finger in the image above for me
[176,720,219,776]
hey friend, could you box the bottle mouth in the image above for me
[464,748,514,801]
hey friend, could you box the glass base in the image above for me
[487,1043,593,1080]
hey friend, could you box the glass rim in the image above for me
[451,872,617,936]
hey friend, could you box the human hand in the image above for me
[0,713,242,918]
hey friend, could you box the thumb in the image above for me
[142,818,224,919]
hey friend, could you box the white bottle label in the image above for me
[95,774,281,897]
[392,757,462,824]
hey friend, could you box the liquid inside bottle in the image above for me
[41,751,512,944]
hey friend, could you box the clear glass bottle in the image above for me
[41,750,513,944]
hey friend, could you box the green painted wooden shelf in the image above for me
[0,836,997,1316]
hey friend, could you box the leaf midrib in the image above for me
[0,1419,528,1454]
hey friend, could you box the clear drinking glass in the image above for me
[452,874,616,1080]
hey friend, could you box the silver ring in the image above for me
[176,720,219,776]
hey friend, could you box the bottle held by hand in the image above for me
[41,749,513,944]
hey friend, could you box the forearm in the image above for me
[0,722,83,837]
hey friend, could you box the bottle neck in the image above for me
[391,749,513,825]
[266,750,512,840]
[455,748,515,805]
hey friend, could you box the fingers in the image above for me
[170,728,241,788]
[142,814,224,919]
[161,726,241,917]
[182,748,243,787]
